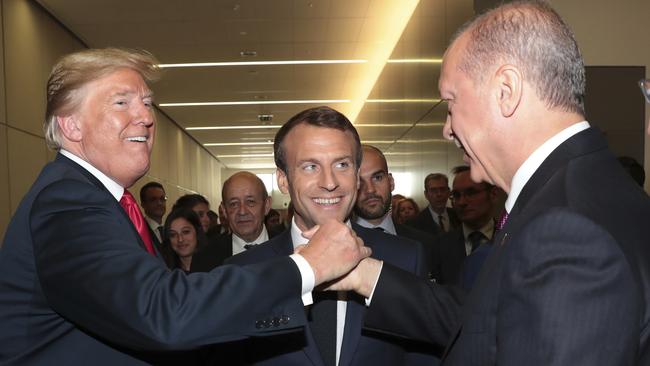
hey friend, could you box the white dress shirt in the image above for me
[428,205,449,230]
[291,218,349,366]
[231,226,269,255]
[506,121,590,213]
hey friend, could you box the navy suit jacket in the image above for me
[363,127,650,365]
[0,154,308,365]
[225,224,438,366]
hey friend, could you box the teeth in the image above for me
[126,136,147,142]
[313,197,341,205]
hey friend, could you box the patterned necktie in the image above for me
[496,210,509,231]
[119,190,156,256]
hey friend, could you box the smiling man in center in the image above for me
[226,106,439,366]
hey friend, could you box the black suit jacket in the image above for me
[363,127,650,365]
[190,227,282,273]
[224,224,438,365]
[0,154,308,365]
[394,223,436,279]
[407,207,459,238]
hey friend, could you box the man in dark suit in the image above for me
[0,48,370,365]
[191,171,282,272]
[406,173,459,237]
[353,144,437,277]
[331,2,650,365]
[431,166,498,287]
[139,181,174,267]
[227,107,437,366]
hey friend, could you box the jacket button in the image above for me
[255,320,263,329]
[263,319,271,328]
[281,315,290,324]
[272,317,281,327]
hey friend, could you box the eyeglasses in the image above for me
[146,196,167,203]
[450,187,488,201]
[639,79,650,103]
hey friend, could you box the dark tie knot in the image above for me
[468,231,486,252]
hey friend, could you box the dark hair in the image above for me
[172,194,210,212]
[163,208,208,270]
[453,1,585,115]
[139,181,165,202]
[618,156,645,187]
[451,165,494,189]
[273,106,361,173]
[424,173,449,187]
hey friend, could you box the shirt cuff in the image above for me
[364,260,384,306]
[289,253,315,306]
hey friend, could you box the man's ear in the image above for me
[219,202,228,220]
[57,115,83,142]
[276,169,289,194]
[494,64,523,118]
[388,173,395,192]
[263,196,272,216]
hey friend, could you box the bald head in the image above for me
[222,171,271,242]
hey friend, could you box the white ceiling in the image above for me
[36,0,474,170]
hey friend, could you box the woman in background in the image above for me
[164,208,207,272]
[396,198,419,224]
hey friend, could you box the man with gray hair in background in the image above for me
[331,1,650,365]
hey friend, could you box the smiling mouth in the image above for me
[126,136,148,142]
[313,197,341,205]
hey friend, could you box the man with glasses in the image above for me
[407,173,460,237]
[430,166,498,287]
[139,181,173,266]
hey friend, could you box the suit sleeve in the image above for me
[364,263,464,348]
[496,209,639,366]
[30,179,307,351]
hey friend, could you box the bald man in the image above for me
[191,171,283,272]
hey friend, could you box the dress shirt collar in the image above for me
[232,225,269,254]
[60,149,124,201]
[462,220,495,242]
[505,121,590,213]
[290,217,352,249]
[355,214,396,235]
[145,215,162,231]
[428,205,448,226]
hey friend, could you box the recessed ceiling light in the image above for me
[157,59,367,68]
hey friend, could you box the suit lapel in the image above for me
[57,153,150,253]
[442,128,608,362]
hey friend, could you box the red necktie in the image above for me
[119,190,156,256]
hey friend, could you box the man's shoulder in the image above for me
[395,223,434,244]
[225,231,291,266]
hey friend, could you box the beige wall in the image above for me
[0,0,223,241]
[552,0,650,192]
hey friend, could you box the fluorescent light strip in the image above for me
[160,99,350,107]
[365,99,441,103]
[364,139,448,144]
[187,125,282,130]
[187,122,443,130]
[204,142,273,146]
[158,60,367,68]
[387,58,443,64]
[217,153,274,158]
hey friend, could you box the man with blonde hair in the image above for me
[0,48,370,365]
